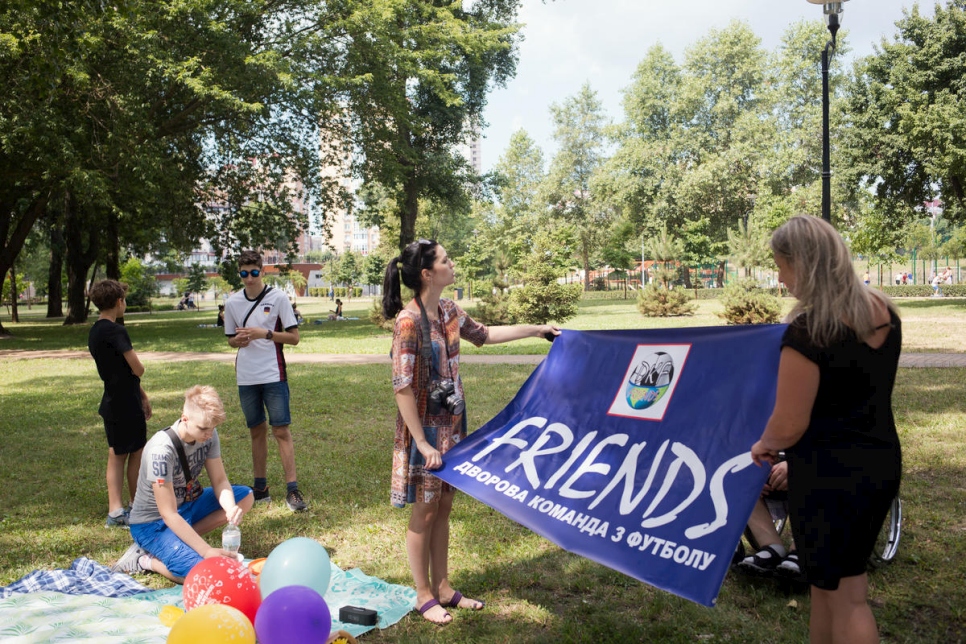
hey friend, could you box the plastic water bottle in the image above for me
[222,521,241,557]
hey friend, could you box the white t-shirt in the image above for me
[224,286,298,385]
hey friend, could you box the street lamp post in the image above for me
[807,0,848,223]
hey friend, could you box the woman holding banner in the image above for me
[751,215,901,644]
[382,239,558,625]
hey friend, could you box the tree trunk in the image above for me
[0,193,50,335]
[398,174,418,251]
[47,223,65,317]
[63,196,99,325]
[9,264,19,323]
[681,265,693,289]
[105,211,120,280]
[716,260,726,288]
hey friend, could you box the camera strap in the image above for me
[415,296,447,382]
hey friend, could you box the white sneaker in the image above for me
[111,543,147,574]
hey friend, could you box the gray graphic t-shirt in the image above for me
[128,424,221,525]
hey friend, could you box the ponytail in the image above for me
[380,239,439,320]
[382,256,403,319]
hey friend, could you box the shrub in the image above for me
[636,266,696,317]
[636,283,697,317]
[475,286,515,325]
[718,279,782,325]
[499,263,580,325]
[368,300,394,331]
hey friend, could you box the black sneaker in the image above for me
[285,488,307,512]
[253,487,271,504]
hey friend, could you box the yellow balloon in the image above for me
[157,604,185,627]
[166,603,255,644]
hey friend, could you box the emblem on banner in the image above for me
[608,344,690,420]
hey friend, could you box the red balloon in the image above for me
[183,557,262,626]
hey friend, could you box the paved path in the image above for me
[2,349,966,368]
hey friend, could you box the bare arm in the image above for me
[235,326,300,346]
[123,349,145,377]
[140,386,152,421]
[153,482,232,558]
[395,386,442,470]
[205,457,244,526]
[751,347,819,466]
[484,324,559,345]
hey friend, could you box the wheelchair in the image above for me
[737,493,902,569]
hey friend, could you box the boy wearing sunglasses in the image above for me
[224,249,308,512]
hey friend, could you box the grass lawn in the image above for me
[1,344,965,641]
[3,294,966,355]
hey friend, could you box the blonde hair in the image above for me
[183,385,227,427]
[770,215,897,347]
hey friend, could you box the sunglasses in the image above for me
[239,269,261,278]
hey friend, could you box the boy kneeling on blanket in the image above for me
[112,385,254,583]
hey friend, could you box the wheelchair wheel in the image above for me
[869,495,902,567]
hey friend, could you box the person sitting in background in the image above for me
[292,303,304,325]
[216,305,225,327]
[737,460,800,577]
[328,298,343,321]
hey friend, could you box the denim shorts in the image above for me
[130,485,253,578]
[238,381,291,428]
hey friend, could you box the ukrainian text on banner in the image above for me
[435,325,785,607]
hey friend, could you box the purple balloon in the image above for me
[254,585,332,644]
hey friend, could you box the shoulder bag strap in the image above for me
[163,426,194,482]
[240,286,273,328]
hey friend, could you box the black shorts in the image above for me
[103,412,147,455]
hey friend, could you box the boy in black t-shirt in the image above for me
[88,280,152,528]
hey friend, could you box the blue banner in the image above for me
[435,325,786,607]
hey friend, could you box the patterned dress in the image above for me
[390,298,488,507]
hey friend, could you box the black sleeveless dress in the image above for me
[783,310,902,590]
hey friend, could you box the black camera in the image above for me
[428,379,465,415]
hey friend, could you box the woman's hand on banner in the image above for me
[750,439,779,466]
[416,439,443,470]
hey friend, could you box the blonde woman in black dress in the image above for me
[751,216,901,644]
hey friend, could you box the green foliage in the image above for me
[336,0,524,248]
[1,271,26,304]
[544,84,611,288]
[185,264,208,299]
[475,284,515,326]
[172,278,189,298]
[638,225,696,316]
[362,253,386,287]
[336,252,361,290]
[368,300,394,331]
[717,278,782,325]
[636,282,697,317]
[507,263,582,325]
[727,219,772,277]
[119,257,157,309]
[844,2,966,225]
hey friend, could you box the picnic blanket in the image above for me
[0,558,416,642]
